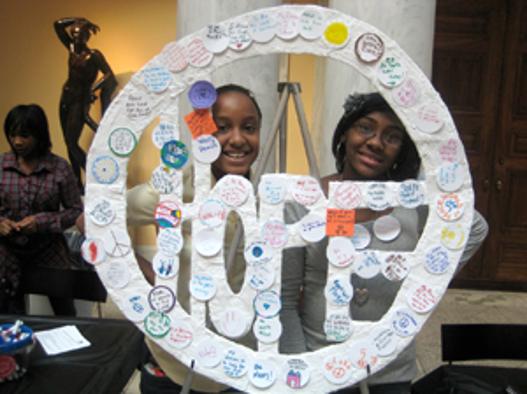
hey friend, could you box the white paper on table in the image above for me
[34,325,91,355]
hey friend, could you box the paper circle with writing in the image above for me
[192,135,221,164]
[108,127,137,157]
[86,4,474,392]
[188,80,218,109]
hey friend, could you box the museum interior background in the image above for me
[1,0,526,291]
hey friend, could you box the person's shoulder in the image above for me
[48,152,69,165]
[46,153,73,171]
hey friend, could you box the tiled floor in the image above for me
[95,288,527,393]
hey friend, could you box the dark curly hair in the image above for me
[331,92,420,181]
[4,104,52,158]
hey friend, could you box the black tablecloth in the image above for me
[0,315,143,394]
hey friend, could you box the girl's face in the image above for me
[8,130,37,159]
[341,111,405,180]
[212,91,260,179]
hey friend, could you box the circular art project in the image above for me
[84,5,474,393]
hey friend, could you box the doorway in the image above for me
[433,0,527,290]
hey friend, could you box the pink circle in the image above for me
[162,42,188,72]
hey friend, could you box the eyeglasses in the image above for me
[351,122,405,148]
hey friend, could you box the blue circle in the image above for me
[188,80,217,109]
[92,155,120,184]
[161,140,189,169]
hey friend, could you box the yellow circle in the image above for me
[324,22,349,46]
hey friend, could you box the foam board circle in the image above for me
[85,4,474,392]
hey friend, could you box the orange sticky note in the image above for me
[326,209,355,237]
[184,109,217,139]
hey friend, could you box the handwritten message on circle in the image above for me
[324,313,353,342]
[298,213,326,243]
[355,33,384,63]
[162,42,188,72]
[292,176,322,206]
[151,165,179,194]
[425,245,450,275]
[108,127,137,157]
[203,24,230,54]
[299,9,325,40]
[326,237,355,268]
[325,276,353,306]
[253,316,282,344]
[392,78,420,108]
[192,135,221,164]
[188,80,217,109]
[190,274,217,301]
[249,12,277,43]
[157,228,183,257]
[378,56,406,88]
[199,199,227,228]
[186,37,213,68]
[258,176,287,205]
[415,104,444,134]
[166,320,193,350]
[148,285,176,313]
[382,253,409,281]
[228,22,252,51]
[126,93,152,121]
[399,180,424,209]
[141,66,172,93]
[334,181,361,209]
[218,176,250,207]
[437,163,465,192]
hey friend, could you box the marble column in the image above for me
[312,0,437,175]
[176,0,282,172]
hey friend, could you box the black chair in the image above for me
[412,324,527,394]
[20,231,107,315]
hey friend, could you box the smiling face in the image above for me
[341,111,405,181]
[211,91,261,179]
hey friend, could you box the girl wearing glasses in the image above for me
[280,93,488,393]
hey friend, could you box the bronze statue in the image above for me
[54,17,117,192]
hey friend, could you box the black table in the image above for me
[0,315,143,394]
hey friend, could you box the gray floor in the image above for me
[97,288,527,393]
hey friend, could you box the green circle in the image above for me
[144,311,171,338]
[108,127,137,157]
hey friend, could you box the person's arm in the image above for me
[126,182,160,285]
[417,206,489,273]
[54,18,76,48]
[456,210,489,272]
[0,218,19,236]
[279,203,308,354]
[30,159,83,233]
[90,50,117,114]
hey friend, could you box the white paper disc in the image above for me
[194,228,223,257]
[373,215,401,242]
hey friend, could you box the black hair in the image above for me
[331,92,420,181]
[214,84,262,122]
[4,104,52,158]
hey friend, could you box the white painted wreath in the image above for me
[84,5,473,392]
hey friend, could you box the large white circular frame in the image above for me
[85,5,474,393]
